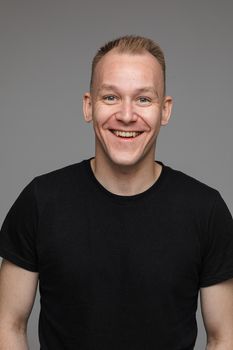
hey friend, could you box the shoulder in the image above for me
[163,163,220,208]
[32,159,89,203]
[35,160,85,184]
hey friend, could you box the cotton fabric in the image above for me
[1,158,233,349]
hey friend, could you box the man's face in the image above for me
[83,49,172,168]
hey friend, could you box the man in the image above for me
[0,35,233,349]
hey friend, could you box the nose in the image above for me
[115,99,138,124]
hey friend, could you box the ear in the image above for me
[83,92,93,123]
[161,96,173,126]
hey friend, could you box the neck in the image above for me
[90,156,162,196]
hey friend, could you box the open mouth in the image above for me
[110,130,143,138]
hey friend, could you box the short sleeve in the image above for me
[0,179,38,272]
[200,192,233,287]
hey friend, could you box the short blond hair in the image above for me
[90,35,166,94]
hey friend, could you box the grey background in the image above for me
[0,0,232,348]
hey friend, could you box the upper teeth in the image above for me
[112,130,141,138]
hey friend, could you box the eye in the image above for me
[137,96,152,105]
[103,95,118,104]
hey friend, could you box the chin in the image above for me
[108,153,142,168]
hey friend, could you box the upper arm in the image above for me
[200,278,233,344]
[0,259,38,331]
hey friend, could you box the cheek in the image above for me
[93,105,117,123]
[139,108,162,126]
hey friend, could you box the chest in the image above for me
[37,196,202,303]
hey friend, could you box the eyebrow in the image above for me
[97,84,159,98]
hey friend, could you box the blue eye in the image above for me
[103,95,117,102]
[138,97,151,104]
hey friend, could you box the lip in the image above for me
[109,128,145,133]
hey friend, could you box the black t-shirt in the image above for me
[1,159,233,350]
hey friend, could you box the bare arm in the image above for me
[0,259,38,349]
[200,278,233,350]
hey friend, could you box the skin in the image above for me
[83,49,173,196]
[0,259,38,349]
[200,279,233,349]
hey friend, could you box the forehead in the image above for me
[93,50,163,92]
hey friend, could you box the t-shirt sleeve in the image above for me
[0,178,38,272]
[200,191,233,287]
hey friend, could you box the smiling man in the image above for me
[0,35,233,350]
[83,45,172,195]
